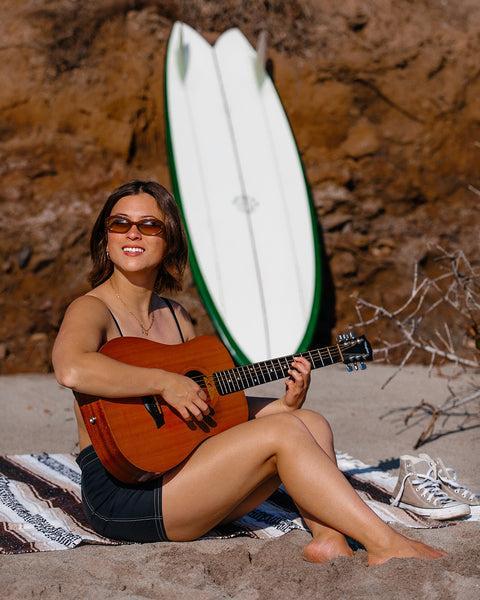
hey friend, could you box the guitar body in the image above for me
[76,335,249,484]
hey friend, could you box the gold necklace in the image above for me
[110,280,155,336]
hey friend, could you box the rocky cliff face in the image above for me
[1,0,480,373]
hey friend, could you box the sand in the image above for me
[1,364,479,599]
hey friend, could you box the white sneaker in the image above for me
[391,455,470,520]
[419,454,480,516]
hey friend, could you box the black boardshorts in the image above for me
[76,445,169,542]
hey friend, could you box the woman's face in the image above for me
[106,193,167,275]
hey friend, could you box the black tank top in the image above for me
[107,298,185,343]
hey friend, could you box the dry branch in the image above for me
[353,245,480,446]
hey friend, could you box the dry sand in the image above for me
[1,364,479,599]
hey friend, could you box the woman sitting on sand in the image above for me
[53,180,445,565]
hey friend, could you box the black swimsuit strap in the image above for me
[106,297,184,342]
[163,298,185,343]
[107,308,124,337]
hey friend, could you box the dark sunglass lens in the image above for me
[107,218,131,233]
[138,221,165,236]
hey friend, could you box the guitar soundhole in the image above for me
[185,369,206,386]
[184,369,216,427]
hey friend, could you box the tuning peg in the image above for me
[360,362,366,370]
[349,331,354,339]
[346,364,353,373]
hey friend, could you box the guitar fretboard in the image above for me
[212,345,342,396]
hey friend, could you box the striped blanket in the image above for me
[0,451,474,554]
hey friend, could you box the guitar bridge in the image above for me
[142,396,164,429]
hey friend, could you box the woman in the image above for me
[53,180,445,565]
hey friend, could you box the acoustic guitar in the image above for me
[76,332,372,483]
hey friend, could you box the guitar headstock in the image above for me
[336,332,373,372]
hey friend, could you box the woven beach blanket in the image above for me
[1,451,475,554]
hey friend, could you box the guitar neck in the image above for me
[213,344,343,396]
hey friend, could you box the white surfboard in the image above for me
[165,22,321,364]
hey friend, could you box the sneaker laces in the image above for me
[392,466,456,507]
[438,467,479,502]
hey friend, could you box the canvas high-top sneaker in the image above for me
[391,455,470,520]
[418,454,480,516]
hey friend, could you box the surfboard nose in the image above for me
[165,23,320,364]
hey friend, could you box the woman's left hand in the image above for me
[281,356,312,411]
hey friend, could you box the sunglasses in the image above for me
[106,216,166,236]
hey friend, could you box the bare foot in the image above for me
[368,535,447,566]
[302,533,354,564]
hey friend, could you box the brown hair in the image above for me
[88,180,188,293]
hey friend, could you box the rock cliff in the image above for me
[1,0,480,372]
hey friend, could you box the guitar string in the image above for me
[197,346,345,383]
[184,336,368,383]
[186,346,348,387]
[210,347,343,382]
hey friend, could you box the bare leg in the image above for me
[162,413,445,565]
[218,475,282,525]
[226,408,353,562]
[218,472,353,564]
[247,400,355,559]
[287,409,354,562]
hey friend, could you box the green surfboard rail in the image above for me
[164,25,322,365]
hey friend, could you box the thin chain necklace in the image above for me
[110,279,155,336]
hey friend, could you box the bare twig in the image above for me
[405,401,440,449]
[353,245,480,446]
[380,346,415,389]
[402,388,480,448]
[354,246,480,372]
[468,184,480,197]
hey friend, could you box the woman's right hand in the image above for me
[158,371,210,421]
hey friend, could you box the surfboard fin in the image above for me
[255,30,268,86]
[177,25,189,80]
